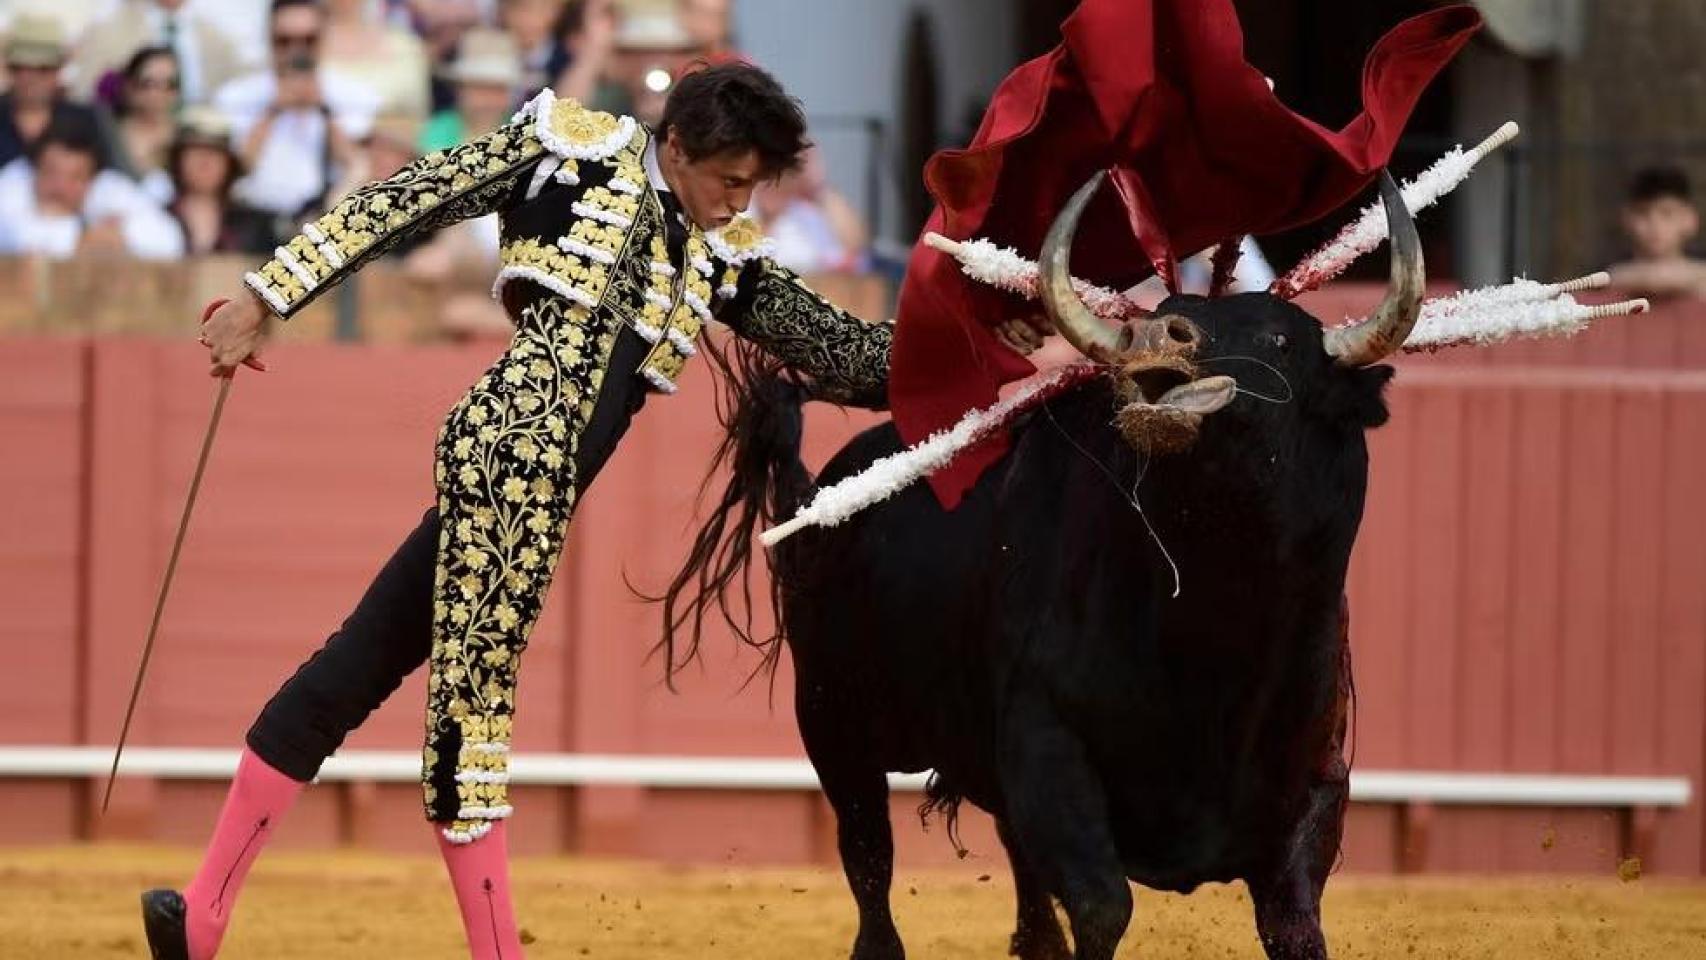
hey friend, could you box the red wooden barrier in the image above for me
[1,288,1703,873]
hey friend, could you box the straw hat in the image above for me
[173,106,244,173]
[175,106,235,148]
[366,112,422,154]
[448,28,523,88]
[616,9,694,52]
[5,13,68,68]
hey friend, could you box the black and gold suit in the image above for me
[241,90,890,843]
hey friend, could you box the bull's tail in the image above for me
[919,772,969,859]
[647,336,815,689]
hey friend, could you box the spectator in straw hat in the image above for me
[167,106,275,255]
[365,111,425,179]
[677,0,741,63]
[0,14,103,169]
[611,1,695,126]
[331,111,436,258]
[420,27,523,152]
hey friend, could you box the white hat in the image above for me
[616,10,694,51]
[5,13,68,68]
[448,28,523,87]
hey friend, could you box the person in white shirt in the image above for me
[753,148,870,274]
[0,116,184,260]
[212,0,380,220]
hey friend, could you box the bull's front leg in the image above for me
[996,817,1071,960]
[998,693,1131,960]
[1249,601,1352,960]
[1247,765,1345,960]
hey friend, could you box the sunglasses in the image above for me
[271,32,320,49]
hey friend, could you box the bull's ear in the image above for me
[1345,364,1396,429]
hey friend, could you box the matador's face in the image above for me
[662,131,764,232]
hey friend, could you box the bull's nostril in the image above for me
[1166,319,1196,345]
[1115,324,1137,352]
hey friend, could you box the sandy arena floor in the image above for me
[1,847,1703,958]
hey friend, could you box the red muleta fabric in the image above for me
[890,1,1482,508]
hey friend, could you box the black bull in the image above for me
[660,174,1424,960]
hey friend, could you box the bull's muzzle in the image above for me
[1106,314,1235,454]
[1038,177,1237,454]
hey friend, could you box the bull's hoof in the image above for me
[1010,926,1072,960]
[850,926,906,960]
[140,889,190,960]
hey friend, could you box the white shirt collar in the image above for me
[643,137,670,194]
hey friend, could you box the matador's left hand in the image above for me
[994,310,1053,356]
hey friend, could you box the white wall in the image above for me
[734,0,1022,245]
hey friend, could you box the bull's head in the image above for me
[1038,170,1424,453]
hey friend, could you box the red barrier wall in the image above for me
[2,289,1703,874]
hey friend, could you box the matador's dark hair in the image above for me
[659,62,811,179]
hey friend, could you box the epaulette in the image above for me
[519,88,639,163]
[705,214,775,266]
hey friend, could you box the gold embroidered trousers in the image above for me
[422,293,621,843]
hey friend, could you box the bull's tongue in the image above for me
[1158,375,1237,415]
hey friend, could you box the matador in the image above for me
[142,63,890,960]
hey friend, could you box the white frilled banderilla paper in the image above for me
[760,365,1099,548]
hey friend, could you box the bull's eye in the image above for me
[1273,333,1290,351]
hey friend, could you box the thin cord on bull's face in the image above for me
[1197,354,1294,405]
[1040,401,1182,599]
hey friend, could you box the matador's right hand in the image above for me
[200,292,273,378]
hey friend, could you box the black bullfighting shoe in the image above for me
[140,888,191,960]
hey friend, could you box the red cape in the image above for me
[890,1,1482,508]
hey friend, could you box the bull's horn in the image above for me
[1040,172,1127,360]
[1324,171,1426,367]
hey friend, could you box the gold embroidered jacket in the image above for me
[244,89,891,405]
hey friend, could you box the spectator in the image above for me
[328,112,434,257]
[102,46,182,204]
[213,0,380,222]
[414,0,488,114]
[420,27,522,153]
[0,15,103,170]
[349,110,422,186]
[0,115,184,260]
[547,0,624,112]
[322,0,432,121]
[498,0,567,93]
[613,8,694,127]
[0,3,113,57]
[167,106,274,255]
[677,0,737,61]
[71,0,251,106]
[753,147,869,274]
[1608,166,1706,300]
